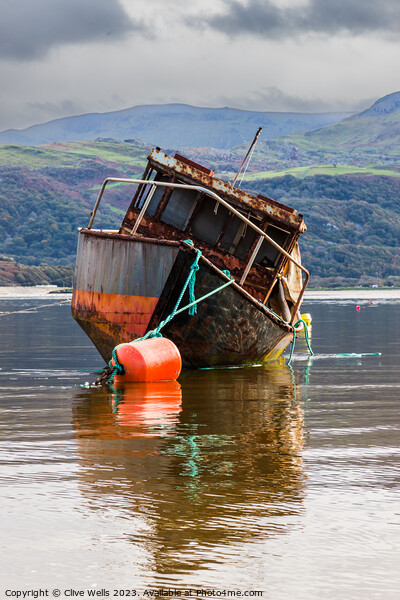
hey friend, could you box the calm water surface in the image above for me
[0,293,399,599]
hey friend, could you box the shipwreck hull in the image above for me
[72,229,293,368]
[71,230,179,362]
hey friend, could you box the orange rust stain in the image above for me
[73,289,158,335]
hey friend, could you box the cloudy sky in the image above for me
[0,0,399,131]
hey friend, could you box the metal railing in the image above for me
[87,178,309,324]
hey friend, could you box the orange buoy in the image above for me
[112,337,182,383]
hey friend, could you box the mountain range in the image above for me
[0,103,352,149]
[178,92,400,175]
[276,91,400,167]
[1,91,400,287]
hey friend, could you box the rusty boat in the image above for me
[71,146,309,368]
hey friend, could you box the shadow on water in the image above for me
[71,361,309,577]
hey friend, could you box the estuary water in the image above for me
[0,291,399,599]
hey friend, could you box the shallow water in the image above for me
[0,294,399,599]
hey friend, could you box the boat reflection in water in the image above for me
[111,381,182,437]
[72,362,307,579]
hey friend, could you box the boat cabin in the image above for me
[118,148,306,310]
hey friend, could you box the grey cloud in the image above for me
[25,100,85,123]
[250,87,334,112]
[218,86,373,113]
[254,88,376,113]
[0,0,143,60]
[198,0,400,38]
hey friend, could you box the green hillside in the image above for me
[250,174,400,287]
[1,123,400,288]
[0,256,73,287]
[241,164,400,180]
[0,140,150,271]
[277,92,400,167]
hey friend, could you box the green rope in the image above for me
[106,345,125,384]
[185,241,201,316]
[334,352,381,358]
[141,241,202,337]
[287,318,314,367]
[103,242,234,384]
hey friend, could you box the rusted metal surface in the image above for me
[78,229,181,247]
[74,229,179,297]
[73,146,309,366]
[72,231,293,365]
[145,148,306,231]
[72,230,180,361]
[174,153,214,176]
[257,193,297,215]
[183,246,290,324]
[148,250,292,367]
[71,290,159,362]
[120,210,275,300]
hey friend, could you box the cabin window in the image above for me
[231,223,257,259]
[138,178,198,230]
[137,177,168,216]
[218,213,261,259]
[136,173,291,271]
[161,188,198,230]
[190,197,230,245]
[254,226,290,268]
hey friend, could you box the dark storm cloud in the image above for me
[198,0,400,38]
[0,0,143,60]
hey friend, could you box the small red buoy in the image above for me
[370,301,374,305]
[112,337,182,383]
[356,305,361,311]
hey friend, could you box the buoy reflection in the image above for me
[110,380,182,437]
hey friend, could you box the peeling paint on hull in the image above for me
[71,230,293,367]
[71,289,159,362]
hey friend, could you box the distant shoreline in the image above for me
[1,285,400,300]
[0,286,72,298]
[305,288,400,300]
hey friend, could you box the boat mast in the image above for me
[232,127,262,188]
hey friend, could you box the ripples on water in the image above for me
[0,295,399,598]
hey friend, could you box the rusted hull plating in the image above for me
[71,230,179,362]
[72,230,293,367]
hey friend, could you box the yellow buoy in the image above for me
[301,313,312,327]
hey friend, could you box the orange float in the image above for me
[112,337,182,383]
